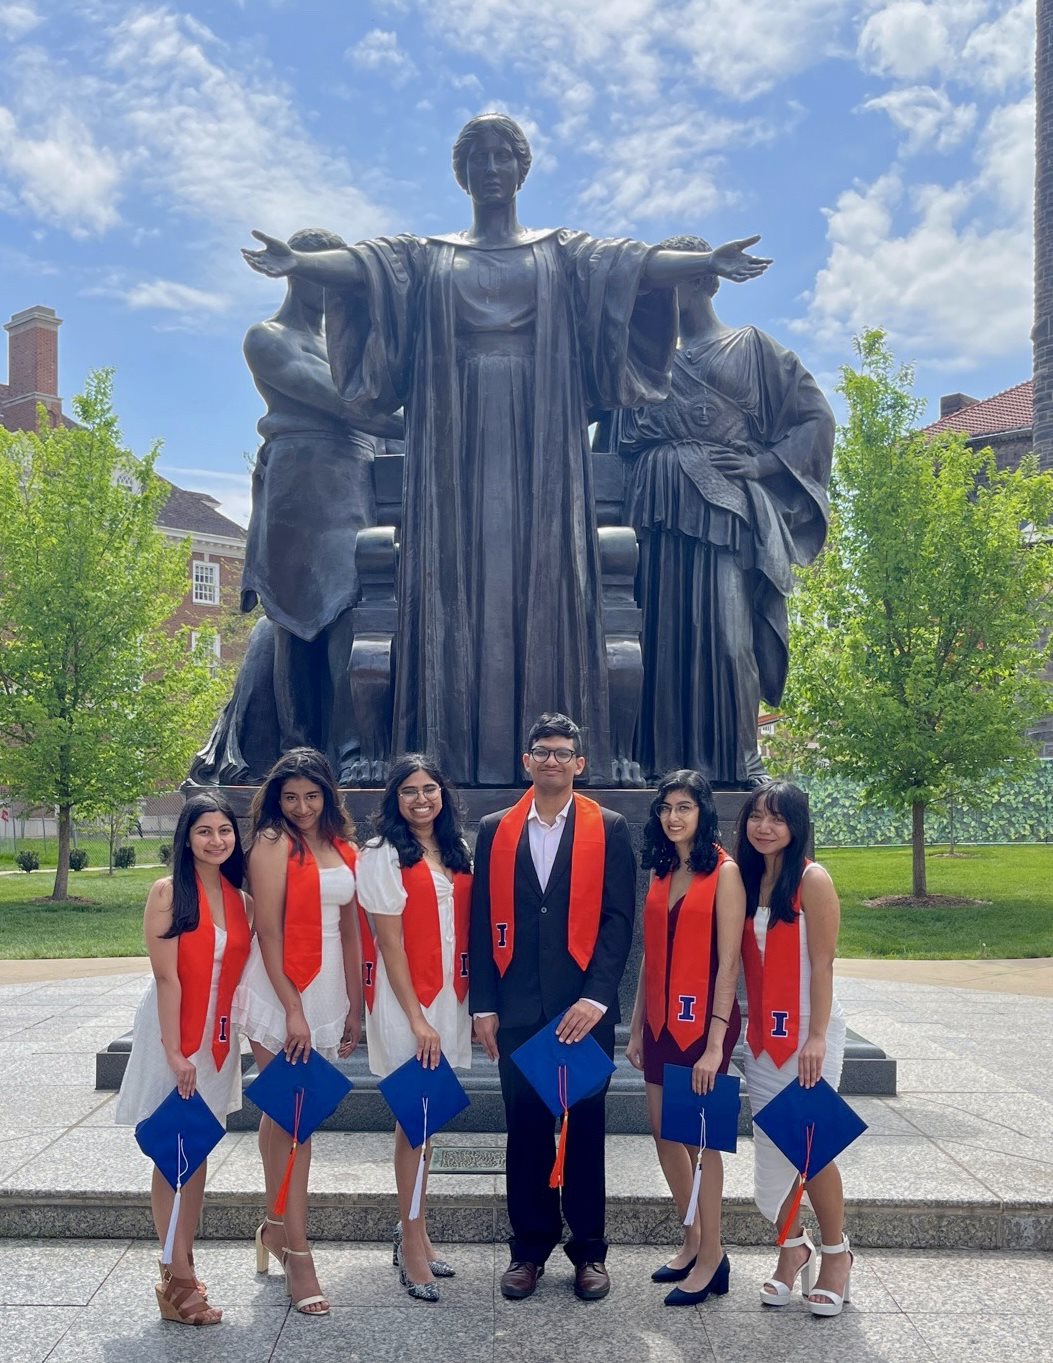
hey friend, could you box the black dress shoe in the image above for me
[501,1261,544,1300]
[664,1252,730,1306]
[574,1262,611,1301]
[651,1255,697,1284]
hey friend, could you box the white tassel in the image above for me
[682,1111,707,1229]
[408,1097,428,1222]
[161,1133,187,1265]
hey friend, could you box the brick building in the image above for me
[921,381,1034,471]
[1,304,247,664]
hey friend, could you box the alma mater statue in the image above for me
[243,113,770,787]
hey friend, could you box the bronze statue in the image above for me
[243,115,771,788]
[192,228,399,784]
[611,234,834,785]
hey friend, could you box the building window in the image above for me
[190,631,222,670]
[191,559,219,605]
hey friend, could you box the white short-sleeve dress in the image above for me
[232,861,356,1060]
[116,926,243,1126]
[356,839,472,1077]
[742,864,847,1223]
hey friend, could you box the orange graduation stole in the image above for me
[178,874,251,1069]
[643,849,727,1050]
[358,860,473,1012]
[741,861,809,1068]
[283,836,357,992]
[489,791,606,975]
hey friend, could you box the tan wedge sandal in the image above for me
[155,1267,222,1326]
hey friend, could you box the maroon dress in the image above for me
[641,894,742,1086]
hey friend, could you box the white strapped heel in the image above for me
[760,1228,816,1306]
[807,1233,853,1317]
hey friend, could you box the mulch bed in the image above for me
[863,894,990,909]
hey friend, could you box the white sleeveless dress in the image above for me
[356,839,472,1077]
[116,926,243,1125]
[743,865,847,1223]
[232,862,356,1059]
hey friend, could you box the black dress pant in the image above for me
[497,1019,615,1267]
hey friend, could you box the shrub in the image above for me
[68,848,89,871]
[159,843,172,866]
[114,846,136,869]
[15,849,40,873]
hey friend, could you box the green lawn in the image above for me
[0,837,167,871]
[0,845,1049,961]
[0,867,156,958]
[825,844,1053,959]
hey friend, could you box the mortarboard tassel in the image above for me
[548,1065,570,1190]
[776,1120,814,1246]
[273,1089,305,1218]
[408,1096,429,1221]
[683,1111,706,1228]
[161,1132,188,1266]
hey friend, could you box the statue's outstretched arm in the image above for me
[645,235,772,287]
[242,230,365,286]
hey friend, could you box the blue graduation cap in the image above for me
[752,1078,867,1242]
[660,1066,740,1153]
[659,1066,740,1227]
[511,1013,617,1189]
[378,1054,470,1219]
[244,1050,353,1214]
[134,1088,225,1264]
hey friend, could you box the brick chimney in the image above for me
[1,305,63,432]
[1033,0,1053,471]
[938,393,979,419]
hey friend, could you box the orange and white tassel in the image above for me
[161,1133,188,1265]
[273,1089,305,1218]
[683,1111,706,1227]
[408,1097,428,1221]
[548,1065,570,1190]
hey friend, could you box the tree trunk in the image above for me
[51,804,72,901]
[911,800,927,897]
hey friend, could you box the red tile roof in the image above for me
[923,380,1033,437]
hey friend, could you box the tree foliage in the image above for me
[776,331,1053,895]
[0,372,229,899]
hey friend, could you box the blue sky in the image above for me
[0,0,1034,527]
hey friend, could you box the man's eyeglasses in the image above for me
[398,784,440,800]
[528,746,578,764]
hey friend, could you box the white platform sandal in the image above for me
[807,1233,853,1317]
[759,1228,816,1306]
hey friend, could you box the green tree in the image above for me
[778,331,1053,897]
[0,371,229,900]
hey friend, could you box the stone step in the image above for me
[97,1030,895,1141]
[0,1127,1044,1252]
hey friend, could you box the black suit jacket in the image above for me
[469,800,636,1027]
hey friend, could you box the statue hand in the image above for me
[709,235,772,283]
[242,229,297,277]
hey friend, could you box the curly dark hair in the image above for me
[452,113,532,192]
[659,232,719,296]
[371,753,471,874]
[249,747,354,860]
[287,227,347,252]
[734,780,811,926]
[641,769,721,878]
[163,792,245,938]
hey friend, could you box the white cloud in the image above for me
[861,85,976,153]
[961,0,1034,92]
[0,2,40,37]
[346,29,418,87]
[0,105,121,235]
[857,0,987,83]
[577,105,779,229]
[124,279,231,314]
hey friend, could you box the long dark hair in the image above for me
[735,781,811,925]
[641,770,721,878]
[249,746,353,860]
[163,793,245,938]
[452,112,532,191]
[372,753,471,874]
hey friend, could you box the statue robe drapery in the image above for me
[618,325,833,783]
[325,229,676,786]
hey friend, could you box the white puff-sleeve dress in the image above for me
[356,840,472,1077]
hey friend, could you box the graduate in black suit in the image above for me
[470,713,636,1301]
